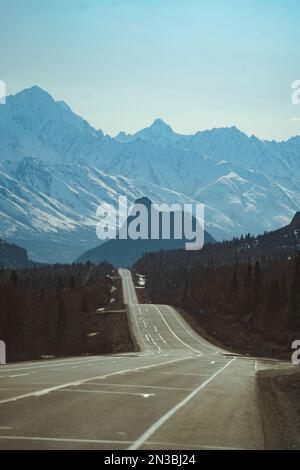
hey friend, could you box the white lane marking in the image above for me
[137,305,161,353]
[131,305,149,351]
[165,305,226,354]
[9,373,30,378]
[158,372,214,377]
[0,388,40,391]
[0,435,132,445]
[59,389,155,398]
[0,355,196,405]
[147,441,246,450]
[0,357,112,373]
[121,268,138,305]
[128,357,236,450]
[153,306,202,354]
[146,331,161,353]
[120,270,161,353]
[0,434,245,449]
[158,333,167,344]
[86,382,194,392]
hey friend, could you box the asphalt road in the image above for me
[0,269,289,449]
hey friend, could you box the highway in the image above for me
[0,269,283,449]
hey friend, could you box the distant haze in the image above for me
[1,0,300,141]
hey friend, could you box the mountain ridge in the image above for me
[0,86,299,262]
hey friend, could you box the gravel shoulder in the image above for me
[257,367,300,449]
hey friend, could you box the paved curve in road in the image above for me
[0,269,282,449]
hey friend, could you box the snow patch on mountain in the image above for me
[0,86,300,262]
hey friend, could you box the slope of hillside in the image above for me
[0,157,221,262]
[135,212,300,278]
[0,239,31,269]
[134,214,300,359]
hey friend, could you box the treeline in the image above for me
[135,251,300,357]
[0,262,113,362]
[134,212,300,277]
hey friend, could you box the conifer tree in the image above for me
[230,268,239,291]
[288,252,300,327]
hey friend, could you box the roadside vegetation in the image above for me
[134,249,300,359]
[0,262,135,362]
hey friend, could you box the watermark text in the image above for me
[291,340,300,365]
[96,197,205,251]
[0,81,6,105]
[291,80,300,105]
[0,340,6,365]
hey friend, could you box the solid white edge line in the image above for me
[59,388,156,397]
[0,435,132,445]
[165,305,225,353]
[153,306,202,354]
[128,357,236,450]
[0,435,245,450]
[0,356,121,374]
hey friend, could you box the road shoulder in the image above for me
[257,367,300,449]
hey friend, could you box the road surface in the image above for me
[0,269,287,449]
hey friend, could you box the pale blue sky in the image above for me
[1,0,300,140]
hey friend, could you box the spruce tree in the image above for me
[244,264,252,286]
[288,252,300,327]
[230,268,239,291]
[69,275,76,291]
[10,270,18,287]
[254,260,262,304]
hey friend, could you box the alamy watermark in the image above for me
[291,80,300,105]
[0,80,6,105]
[0,340,6,365]
[291,340,300,365]
[96,197,205,251]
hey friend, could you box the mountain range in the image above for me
[0,86,299,263]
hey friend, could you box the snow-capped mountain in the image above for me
[0,86,113,163]
[0,86,299,262]
[116,120,300,189]
[115,118,182,147]
[1,157,213,262]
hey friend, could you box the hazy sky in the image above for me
[1,0,300,140]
